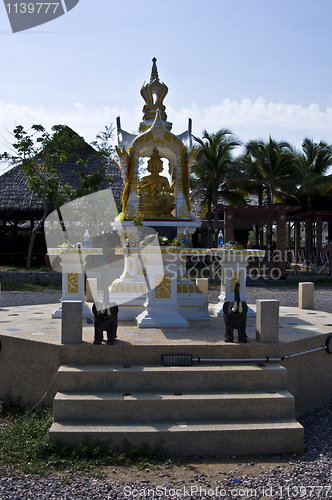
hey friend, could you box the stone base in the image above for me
[61,301,83,344]
[298,282,314,309]
[118,303,145,320]
[110,285,209,322]
[178,298,210,320]
[136,308,189,328]
[110,296,145,320]
[256,300,279,343]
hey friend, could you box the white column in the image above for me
[49,249,102,319]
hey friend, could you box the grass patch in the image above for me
[314,278,332,287]
[0,281,61,292]
[284,276,332,287]
[0,264,61,291]
[0,265,56,273]
[0,399,167,477]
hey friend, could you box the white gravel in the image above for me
[2,285,332,313]
[0,290,62,308]
[209,285,332,314]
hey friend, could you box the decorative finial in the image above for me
[140,59,172,132]
[150,57,159,82]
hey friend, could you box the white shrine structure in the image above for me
[110,58,210,325]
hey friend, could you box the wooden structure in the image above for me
[288,211,332,265]
[198,204,302,278]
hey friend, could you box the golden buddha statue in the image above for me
[138,148,175,218]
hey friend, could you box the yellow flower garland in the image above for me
[121,146,134,213]
[181,148,191,212]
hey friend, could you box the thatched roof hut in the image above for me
[0,165,45,220]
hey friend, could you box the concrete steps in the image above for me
[53,389,295,422]
[56,363,288,393]
[49,362,304,456]
[50,419,303,456]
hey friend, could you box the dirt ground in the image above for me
[102,455,294,485]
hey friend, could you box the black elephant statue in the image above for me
[92,302,118,344]
[223,282,248,343]
[92,286,118,345]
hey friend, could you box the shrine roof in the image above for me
[287,210,332,222]
[206,204,302,226]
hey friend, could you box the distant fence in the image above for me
[286,250,330,275]
[186,248,331,278]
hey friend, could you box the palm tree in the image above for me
[238,152,265,206]
[295,138,332,211]
[242,137,297,250]
[244,137,297,205]
[191,129,242,245]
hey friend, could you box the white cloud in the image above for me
[0,102,140,173]
[1,98,332,174]
[168,98,332,148]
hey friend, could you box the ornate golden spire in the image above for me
[150,57,159,82]
[139,58,172,133]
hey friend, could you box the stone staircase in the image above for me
[49,360,304,456]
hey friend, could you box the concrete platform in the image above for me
[1,301,332,416]
[1,302,332,346]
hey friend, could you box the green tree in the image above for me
[191,129,242,245]
[242,137,297,250]
[294,138,332,211]
[0,124,114,269]
[243,137,296,205]
[238,152,265,206]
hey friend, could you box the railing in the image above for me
[286,250,330,275]
[185,249,331,278]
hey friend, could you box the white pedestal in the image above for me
[47,248,103,319]
[211,249,265,318]
[111,244,209,322]
[135,250,188,328]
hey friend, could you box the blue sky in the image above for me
[1,0,332,173]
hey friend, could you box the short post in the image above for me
[196,278,209,299]
[298,282,314,309]
[61,300,83,344]
[256,300,279,343]
[86,278,98,303]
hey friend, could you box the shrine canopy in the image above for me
[115,58,200,222]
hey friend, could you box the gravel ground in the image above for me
[2,285,332,313]
[1,286,332,498]
[0,290,62,308]
[1,400,332,500]
[208,285,332,314]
